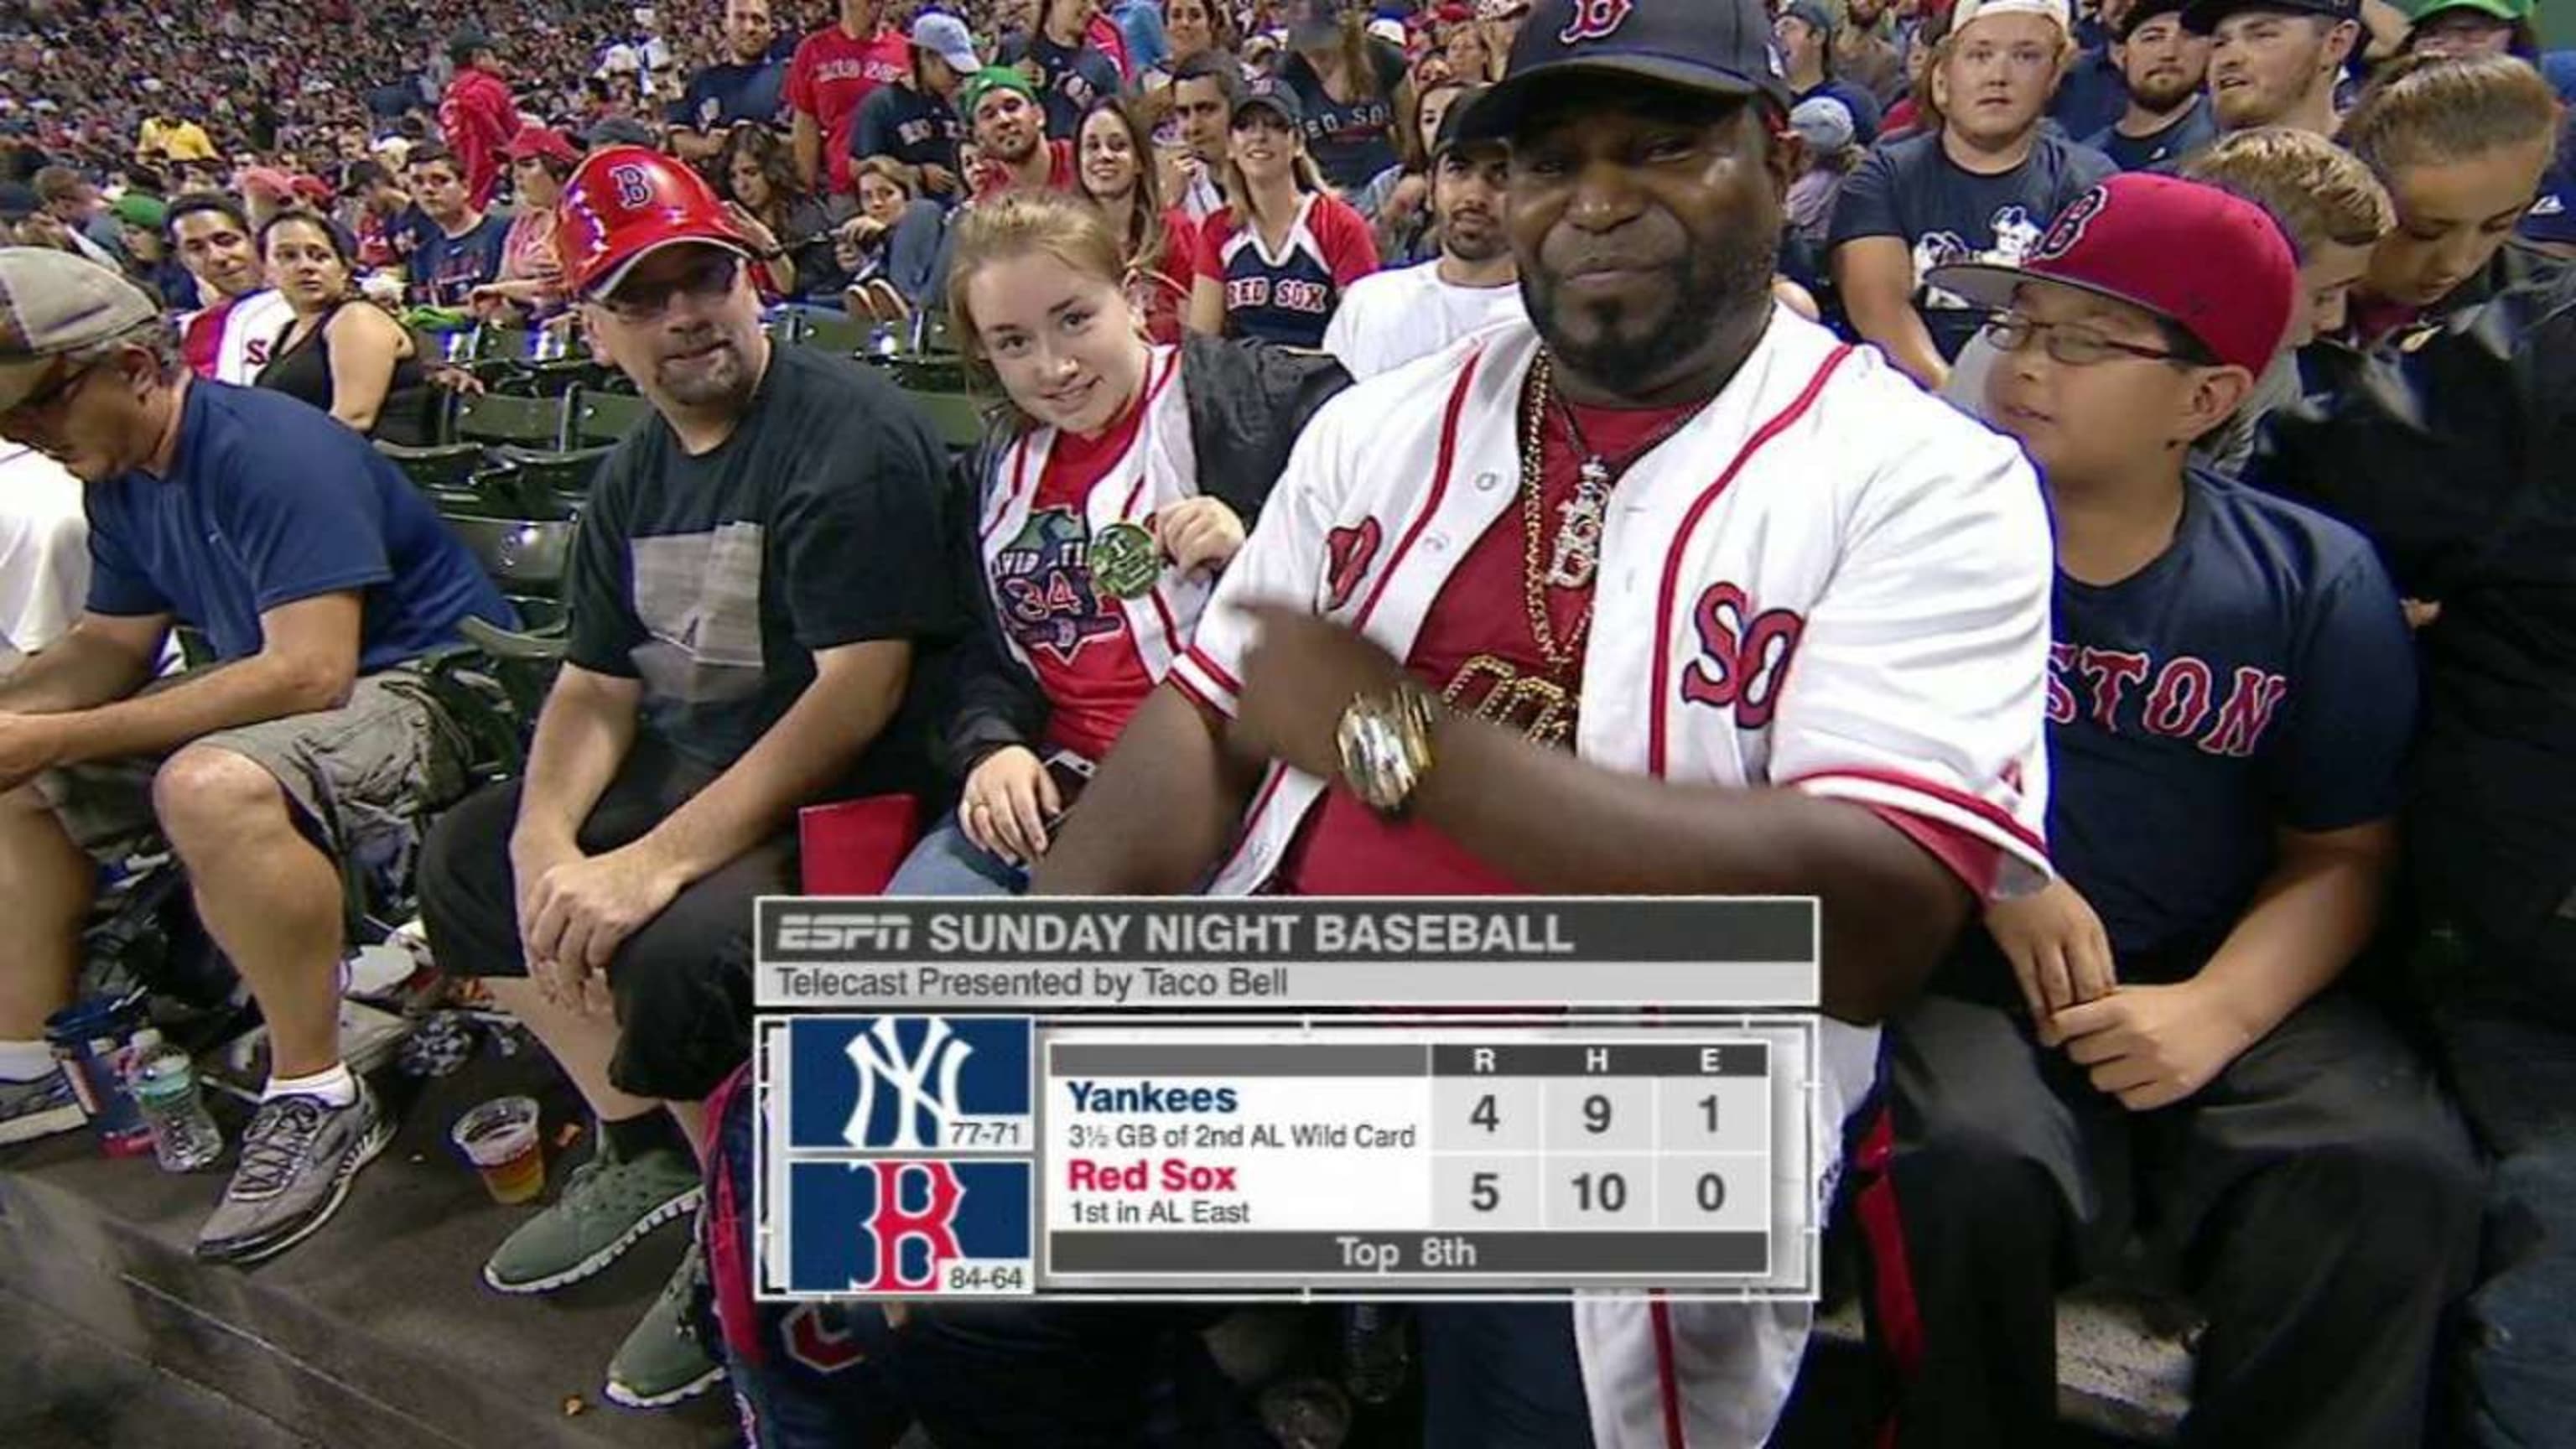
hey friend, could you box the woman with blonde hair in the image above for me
[2335,50,2563,341]
[1273,0,1410,190]
[1186,81,1381,345]
[887,189,1346,895]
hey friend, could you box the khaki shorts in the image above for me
[39,669,470,899]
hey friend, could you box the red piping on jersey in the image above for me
[1646,345,1855,777]
[1182,645,1242,700]
[1853,1101,1924,1446]
[1113,346,1186,521]
[1780,765,2048,860]
[1168,664,1224,718]
[982,428,1039,551]
[1216,344,1486,886]
[1351,343,1483,625]
[1650,1294,1687,1449]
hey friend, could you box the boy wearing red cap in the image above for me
[1872,173,2480,1445]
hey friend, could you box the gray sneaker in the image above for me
[604,1239,725,1410]
[482,1137,703,1295]
[0,1069,84,1145]
[195,1078,392,1265]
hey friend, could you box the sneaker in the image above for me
[605,1239,725,1410]
[482,1137,702,1295]
[0,1069,85,1146]
[195,1078,392,1265]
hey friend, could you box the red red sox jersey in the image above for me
[1167,313,2056,1446]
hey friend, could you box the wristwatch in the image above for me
[1335,679,1438,818]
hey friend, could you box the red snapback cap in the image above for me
[1929,172,2297,375]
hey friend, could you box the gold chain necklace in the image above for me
[1519,351,1596,678]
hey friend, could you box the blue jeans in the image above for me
[885,817,1025,897]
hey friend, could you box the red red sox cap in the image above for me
[1458,0,1791,144]
[1928,173,2298,376]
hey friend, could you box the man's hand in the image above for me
[1985,877,2116,1031]
[1233,604,1407,781]
[522,839,688,988]
[2052,982,2257,1111]
[0,711,69,792]
[918,162,959,195]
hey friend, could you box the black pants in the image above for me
[418,737,796,1103]
[2422,939,2576,1449]
[1880,989,2480,1449]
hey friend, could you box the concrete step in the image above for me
[0,1039,735,1449]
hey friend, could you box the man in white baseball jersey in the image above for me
[167,194,292,385]
[1036,0,2056,1442]
[1323,85,1526,381]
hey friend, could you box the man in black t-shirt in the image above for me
[418,147,958,1413]
[2082,0,2220,169]
[1830,0,2116,387]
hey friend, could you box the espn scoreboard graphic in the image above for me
[752,899,1823,1301]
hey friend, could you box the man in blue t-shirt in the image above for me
[403,143,512,308]
[1830,0,2116,388]
[1877,174,2479,1446]
[1778,0,1885,143]
[0,251,512,1264]
[2082,0,2220,169]
[668,0,792,164]
[852,12,975,205]
[995,0,1123,140]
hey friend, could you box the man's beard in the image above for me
[2128,67,2200,115]
[1443,210,1506,265]
[997,127,1040,165]
[655,331,755,408]
[1524,227,1777,397]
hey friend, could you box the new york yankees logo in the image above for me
[1324,517,1384,612]
[610,161,654,210]
[844,1016,974,1150]
[1557,0,1635,44]
[1680,581,1805,730]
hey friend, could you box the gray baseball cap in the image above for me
[0,247,161,411]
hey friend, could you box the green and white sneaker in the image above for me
[605,1239,724,1410]
[481,1136,702,1295]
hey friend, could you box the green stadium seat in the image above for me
[454,392,569,449]
[571,388,652,446]
[796,309,875,357]
[908,391,989,454]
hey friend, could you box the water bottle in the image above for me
[130,1045,224,1173]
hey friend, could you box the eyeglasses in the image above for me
[1983,313,2187,367]
[594,251,743,322]
[2,354,104,423]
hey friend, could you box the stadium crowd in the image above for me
[0,0,2571,1441]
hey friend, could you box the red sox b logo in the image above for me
[1558,0,1635,44]
[1680,582,1804,730]
[610,162,655,211]
[1324,517,1383,611]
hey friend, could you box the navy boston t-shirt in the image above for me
[2040,473,2418,969]
[85,380,513,670]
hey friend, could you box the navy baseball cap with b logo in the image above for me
[1457,0,1791,143]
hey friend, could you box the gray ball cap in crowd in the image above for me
[0,247,160,412]
[1460,0,1793,144]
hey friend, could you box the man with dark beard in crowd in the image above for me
[2085,0,2219,169]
